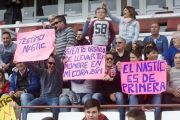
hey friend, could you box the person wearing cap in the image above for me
[53,15,76,59]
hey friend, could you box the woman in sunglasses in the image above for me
[102,0,139,44]
[93,51,127,120]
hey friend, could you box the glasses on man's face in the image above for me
[115,42,123,44]
[106,57,114,61]
[97,11,106,14]
[48,62,56,66]
[52,21,61,26]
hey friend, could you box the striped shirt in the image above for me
[55,25,76,59]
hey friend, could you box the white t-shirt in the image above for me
[141,54,164,60]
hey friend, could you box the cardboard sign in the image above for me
[63,45,106,80]
[0,95,16,120]
[121,60,167,94]
[14,29,55,62]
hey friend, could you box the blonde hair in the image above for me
[48,14,57,20]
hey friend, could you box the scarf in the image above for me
[105,65,116,77]
[122,17,133,26]
[76,38,88,46]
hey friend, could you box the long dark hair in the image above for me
[0,69,6,88]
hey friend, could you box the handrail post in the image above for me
[0,28,2,43]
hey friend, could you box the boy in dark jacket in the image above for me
[83,98,109,120]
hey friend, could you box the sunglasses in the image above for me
[115,42,123,44]
[106,57,114,61]
[48,62,56,65]
[52,21,61,26]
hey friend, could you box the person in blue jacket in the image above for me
[165,32,180,67]
[6,62,40,120]
[143,23,168,57]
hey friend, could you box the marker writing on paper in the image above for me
[19,34,45,44]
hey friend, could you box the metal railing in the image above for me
[0,12,180,42]
[20,104,180,109]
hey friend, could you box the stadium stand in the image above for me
[166,17,180,31]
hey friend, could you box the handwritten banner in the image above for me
[14,29,55,62]
[121,60,167,94]
[0,95,16,120]
[63,45,106,80]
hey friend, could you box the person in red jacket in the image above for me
[83,98,109,120]
[0,69,10,97]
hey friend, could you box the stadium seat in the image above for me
[155,11,174,26]
[125,111,155,120]
[18,26,41,33]
[161,111,180,120]
[166,17,180,31]
[58,112,119,120]
[37,18,49,23]
[137,19,159,33]
[0,21,3,25]
[10,26,42,41]
[27,112,53,120]
[72,24,84,34]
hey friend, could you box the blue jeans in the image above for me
[59,93,92,112]
[129,95,139,110]
[92,92,125,120]
[21,93,35,120]
[151,94,161,120]
[129,94,161,120]
[27,96,59,120]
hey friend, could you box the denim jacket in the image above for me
[9,68,40,93]
[106,7,140,43]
